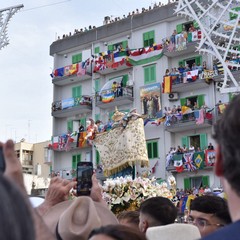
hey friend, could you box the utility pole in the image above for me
[0,4,24,50]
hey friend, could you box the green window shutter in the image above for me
[181,136,189,148]
[178,60,185,67]
[108,45,114,51]
[180,98,186,107]
[202,176,209,187]
[95,79,100,92]
[122,75,128,87]
[76,154,81,163]
[197,94,205,108]
[67,120,73,132]
[72,86,82,98]
[143,32,149,47]
[150,65,156,82]
[149,30,155,46]
[193,20,199,29]
[144,67,150,84]
[147,142,153,159]
[152,142,158,158]
[122,40,128,49]
[80,118,86,129]
[96,150,100,165]
[195,56,202,66]
[176,23,183,34]
[184,178,191,190]
[72,155,77,169]
[72,53,82,64]
[94,47,100,54]
[200,133,207,150]
[109,112,114,121]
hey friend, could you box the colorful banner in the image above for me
[205,150,216,166]
[173,154,184,173]
[183,152,196,171]
[163,76,172,93]
[140,83,162,118]
[193,151,205,169]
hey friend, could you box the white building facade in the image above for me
[49,2,240,190]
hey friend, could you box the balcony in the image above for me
[162,30,200,58]
[166,150,215,173]
[52,95,92,118]
[49,131,91,152]
[52,63,92,86]
[95,86,134,109]
[165,109,213,133]
[22,160,33,166]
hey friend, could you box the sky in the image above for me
[0,0,168,143]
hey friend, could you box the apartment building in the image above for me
[49,2,240,190]
[15,140,51,194]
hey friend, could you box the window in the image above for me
[72,154,81,169]
[184,176,209,190]
[178,56,202,68]
[72,53,82,64]
[96,150,100,165]
[67,120,73,132]
[94,47,100,54]
[176,21,199,34]
[144,64,156,85]
[79,118,86,129]
[72,86,82,98]
[180,94,205,108]
[147,141,158,159]
[181,133,207,151]
[143,30,155,47]
[95,79,100,92]
[108,40,128,51]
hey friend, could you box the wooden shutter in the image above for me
[108,45,114,51]
[149,30,155,46]
[95,79,100,92]
[80,118,86,129]
[180,98,186,106]
[178,60,185,67]
[197,94,205,108]
[122,40,128,49]
[202,176,209,187]
[150,65,156,82]
[144,67,150,84]
[67,120,73,132]
[96,150,100,165]
[184,178,191,190]
[152,142,158,158]
[200,133,207,150]
[72,86,82,98]
[122,75,128,87]
[181,136,189,148]
[176,23,183,34]
[195,56,202,66]
[72,53,82,64]
[193,20,199,29]
[147,142,152,159]
[76,154,81,163]
[143,32,149,47]
[94,47,100,54]
[72,155,77,169]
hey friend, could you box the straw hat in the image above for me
[43,196,118,240]
[112,107,124,122]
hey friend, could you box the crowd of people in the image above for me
[55,1,176,41]
[1,95,240,239]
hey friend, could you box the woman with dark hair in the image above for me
[88,224,147,240]
[0,173,35,240]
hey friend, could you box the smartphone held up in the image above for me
[0,147,6,173]
[76,162,93,196]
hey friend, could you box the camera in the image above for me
[76,162,93,196]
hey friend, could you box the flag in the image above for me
[64,65,70,76]
[101,92,115,103]
[193,151,205,169]
[181,106,193,115]
[69,63,78,75]
[77,62,86,76]
[163,76,172,93]
[196,108,204,125]
[205,150,216,166]
[54,67,64,77]
[173,154,184,172]
[183,152,196,171]
[186,70,198,82]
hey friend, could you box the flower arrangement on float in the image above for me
[102,175,176,214]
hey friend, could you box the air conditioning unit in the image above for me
[168,93,179,101]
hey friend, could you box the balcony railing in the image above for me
[162,30,200,56]
[95,86,134,108]
[52,95,92,117]
[49,131,91,152]
[165,109,213,132]
[166,150,215,172]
